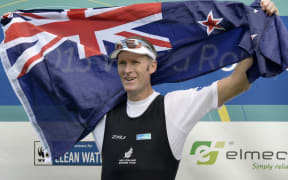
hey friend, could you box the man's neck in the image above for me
[127,88,154,101]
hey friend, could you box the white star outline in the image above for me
[251,34,258,40]
[198,10,225,36]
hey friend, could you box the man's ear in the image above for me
[149,59,157,74]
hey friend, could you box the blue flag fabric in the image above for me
[0,1,287,159]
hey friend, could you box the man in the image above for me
[92,0,279,179]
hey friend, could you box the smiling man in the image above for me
[116,40,157,101]
[92,0,279,179]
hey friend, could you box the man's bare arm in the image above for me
[217,57,253,107]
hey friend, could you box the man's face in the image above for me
[117,51,156,97]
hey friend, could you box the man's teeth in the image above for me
[125,77,135,81]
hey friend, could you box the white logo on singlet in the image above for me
[112,134,126,140]
[124,148,133,159]
[119,147,136,165]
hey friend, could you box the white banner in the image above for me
[176,122,288,180]
[0,122,101,180]
[2,121,288,180]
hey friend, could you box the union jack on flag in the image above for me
[2,3,171,79]
[1,0,287,159]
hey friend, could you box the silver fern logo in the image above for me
[119,147,136,165]
[124,148,133,159]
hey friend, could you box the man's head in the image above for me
[110,36,157,100]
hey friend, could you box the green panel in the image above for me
[0,0,106,10]
[0,106,28,122]
[226,105,246,121]
[0,0,286,15]
[201,110,221,121]
[201,105,288,122]
[242,105,288,121]
[0,105,288,122]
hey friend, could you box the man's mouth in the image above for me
[124,77,136,82]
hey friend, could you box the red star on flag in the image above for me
[198,10,225,36]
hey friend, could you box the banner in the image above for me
[0,0,287,160]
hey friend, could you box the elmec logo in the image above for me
[190,141,225,165]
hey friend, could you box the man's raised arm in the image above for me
[217,0,278,107]
[217,57,253,107]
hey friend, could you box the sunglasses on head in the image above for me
[115,39,153,51]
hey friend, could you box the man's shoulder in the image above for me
[164,81,218,105]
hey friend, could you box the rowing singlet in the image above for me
[101,95,179,180]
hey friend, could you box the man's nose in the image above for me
[124,64,133,73]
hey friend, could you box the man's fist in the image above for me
[260,0,279,16]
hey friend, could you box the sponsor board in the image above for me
[190,140,288,169]
[176,122,288,180]
[34,141,102,166]
[0,122,102,180]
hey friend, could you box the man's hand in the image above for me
[260,0,279,16]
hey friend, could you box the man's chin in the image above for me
[124,86,137,93]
